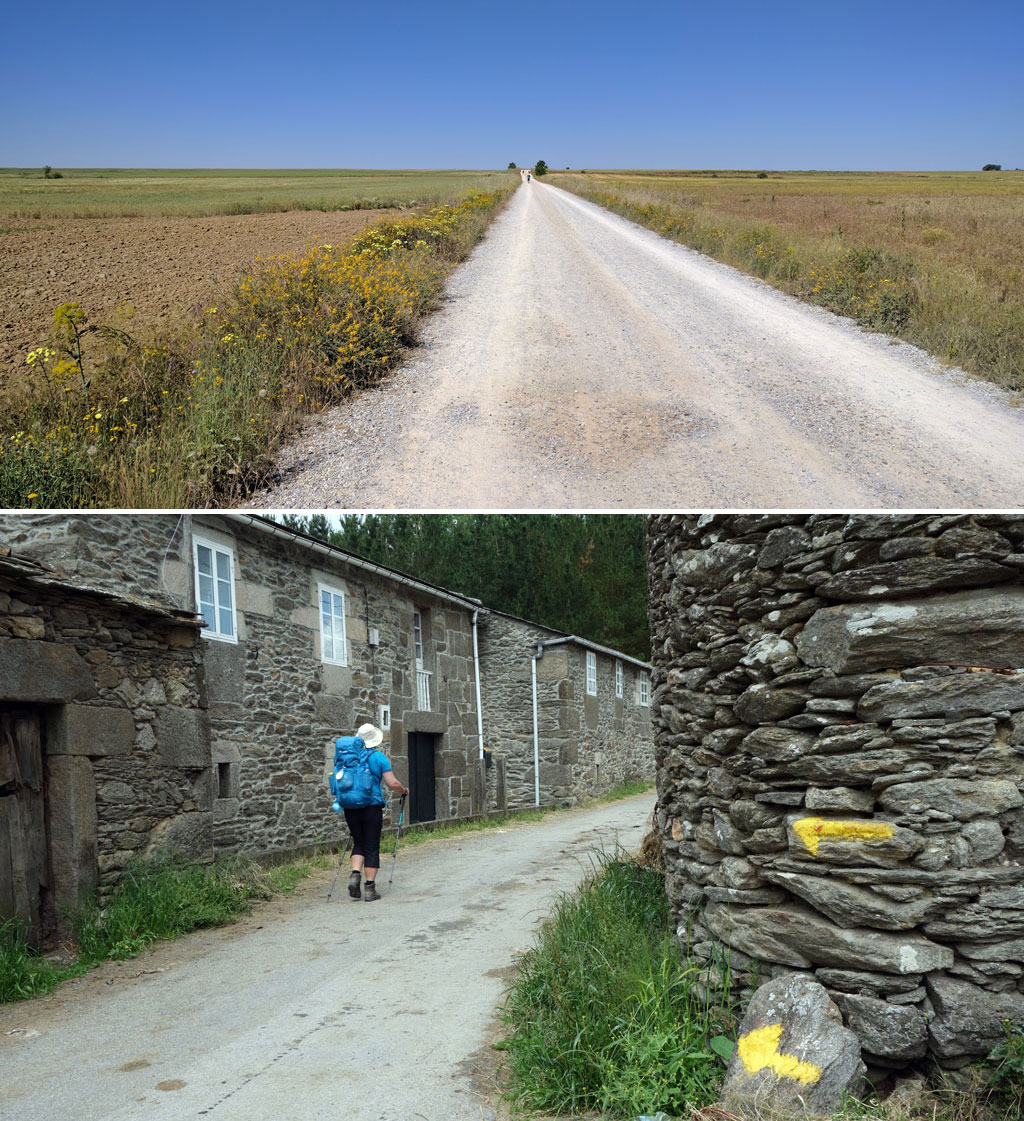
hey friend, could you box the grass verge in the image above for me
[499,853,734,1118]
[549,172,1024,393]
[0,184,513,507]
[0,851,329,1005]
[498,850,1023,1121]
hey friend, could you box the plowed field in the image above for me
[0,209,385,383]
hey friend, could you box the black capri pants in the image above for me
[343,804,384,868]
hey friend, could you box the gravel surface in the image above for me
[251,180,1024,511]
[0,794,653,1121]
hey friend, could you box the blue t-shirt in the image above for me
[366,750,392,805]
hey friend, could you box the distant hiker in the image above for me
[330,723,408,901]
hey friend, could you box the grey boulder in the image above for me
[720,975,865,1118]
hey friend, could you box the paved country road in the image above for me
[251,180,1024,511]
[0,794,654,1121]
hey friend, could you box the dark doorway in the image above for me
[408,732,436,823]
[0,706,51,946]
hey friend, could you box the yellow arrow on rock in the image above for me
[737,1023,822,1085]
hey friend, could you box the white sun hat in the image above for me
[357,723,384,748]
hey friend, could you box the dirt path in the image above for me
[0,794,653,1121]
[251,181,1024,510]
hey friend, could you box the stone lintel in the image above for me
[46,705,136,758]
[405,711,446,735]
[0,638,96,702]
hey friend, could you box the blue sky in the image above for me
[2,0,1021,170]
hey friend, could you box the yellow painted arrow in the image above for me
[737,1023,822,1085]
[792,816,895,857]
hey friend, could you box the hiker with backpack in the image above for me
[329,723,409,901]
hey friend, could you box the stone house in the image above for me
[0,513,489,852]
[0,550,206,944]
[647,513,1024,1074]
[478,610,654,807]
[0,513,653,944]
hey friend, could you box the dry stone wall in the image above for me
[647,514,1024,1071]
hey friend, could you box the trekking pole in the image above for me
[388,793,407,887]
[326,836,353,902]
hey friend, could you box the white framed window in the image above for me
[638,671,650,707]
[413,611,424,668]
[586,651,597,696]
[413,610,431,711]
[318,584,347,665]
[193,536,236,642]
[378,704,391,732]
[615,660,623,698]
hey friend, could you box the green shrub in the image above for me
[987,1020,1024,1117]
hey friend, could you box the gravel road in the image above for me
[250,180,1024,511]
[0,793,654,1121]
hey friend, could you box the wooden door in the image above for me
[0,708,50,946]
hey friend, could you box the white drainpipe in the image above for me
[531,644,542,806]
[472,609,484,760]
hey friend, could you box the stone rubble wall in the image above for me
[0,568,208,917]
[646,514,1024,1071]
[479,612,654,808]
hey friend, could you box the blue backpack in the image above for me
[329,736,378,811]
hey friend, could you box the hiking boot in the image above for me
[363,881,381,902]
[348,872,361,900]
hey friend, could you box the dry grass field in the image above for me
[551,169,1024,390]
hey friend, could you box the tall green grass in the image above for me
[499,854,733,1117]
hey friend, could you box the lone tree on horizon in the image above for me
[534,160,548,177]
